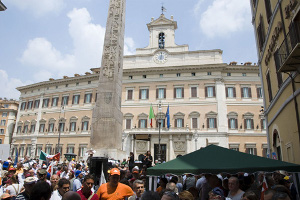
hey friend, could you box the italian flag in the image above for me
[149,104,155,128]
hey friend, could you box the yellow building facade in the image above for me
[251,0,300,163]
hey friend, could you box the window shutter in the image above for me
[233,88,236,97]
[193,118,198,129]
[67,147,69,153]
[138,120,141,128]
[90,94,93,103]
[162,119,165,128]
[213,87,216,97]
[228,119,230,129]
[81,122,84,130]
[139,89,142,99]
[126,119,131,129]
[246,148,250,154]
[182,119,184,127]
[241,88,244,98]
[72,95,74,104]
[25,147,28,156]
[69,123,71,131]
[156,120,159,128]
[84,94,87,103]
[127,90,131,100]
[249,88,252,98]
[254,148,257,155]
[145,119,148,128]
[182,88,184,98]
[175,119,177,128]
[164,88,166,99]
[146,89,149,99]
[192,87,197,97]
[156,89,158,99]
[244,119,246,129]
[207,119,209,128]
[235,119,238,129]
[174,88,176,98]
[214,118,217,128]
[225,88,228,97]
[256,88,260,98]
[260,119,263,130]
[205,87,208,97]
[95,93,98,102]
[87,121,89,130]
[251,119,254,129]
[78,95,80,104]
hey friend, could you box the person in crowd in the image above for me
[50,178,70,200]
[178,190,194,200]
[60,166,69,180]
[96,168,134,199]
[283,176,298,200]
[272,192,291,200]
[170,176,183,193]
[183,174,196,191]
[264,189,276,200]
[37,169,51,185]
[62,191,81,200]
[31,163,38,176]
[166,182,178,194]
[72,171,83,192]
[140,191,160,200]
[30,181,52,200]
[161,191,180,200]
[68,171,75,192]
[143,151,152,168]
[16,177,37,200]
[128,152,135,171]
[0,193,11,200]
[157,177,168,194]
[129,179,145,200]
[200,174,212,200]
[50,174,60,192]
[76,175,98,200]
[208,187,225,200]
[5,175,22,197]
[273,171,286,185]
[56,166,63,177]
[227,177,244,200]
[15,163,23,175]
[241,191,259,200]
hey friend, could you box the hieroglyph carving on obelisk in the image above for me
[91,0,126,157]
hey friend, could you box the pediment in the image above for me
[147,14,177,30]
[206,111,218,117]
[138,113,148,119]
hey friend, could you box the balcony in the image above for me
[275,21,300,72]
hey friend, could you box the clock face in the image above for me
[154,51,168,64]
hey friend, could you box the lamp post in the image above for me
[157,101,162,163]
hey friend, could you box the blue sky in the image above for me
[0,0,258,99]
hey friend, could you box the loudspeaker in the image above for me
[90,157,108,186]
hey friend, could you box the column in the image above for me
[215,78,228,133]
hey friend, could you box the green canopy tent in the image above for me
[147,145,300,176]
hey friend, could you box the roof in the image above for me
[147,145,300,176]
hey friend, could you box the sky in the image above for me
[0,0,258,99]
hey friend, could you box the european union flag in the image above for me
[166,105,170,129]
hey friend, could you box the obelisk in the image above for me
[91,0,126,160]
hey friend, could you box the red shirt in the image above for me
[77,189,99,200]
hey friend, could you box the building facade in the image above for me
[11,14,267,161]
[251,0,300,164]
[0,98,18,145]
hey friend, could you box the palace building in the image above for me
[11,14,267,161]
[251,0,300,164]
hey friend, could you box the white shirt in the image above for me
[60,171,69,179]
[6,184,22,196]
[50,190,62,200]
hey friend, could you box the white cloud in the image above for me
[0,70,32,99]
[20,7,136,82]
[193,0,205,16]
[9,0,65,16]
[199,0,251,38]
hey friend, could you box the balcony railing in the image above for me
[275,21,300,72]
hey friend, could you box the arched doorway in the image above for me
[273,129,282,160]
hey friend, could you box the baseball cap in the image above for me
[24,177,37,184]
[39,169,47,175]
[110,168,120,176]
[212,187,224,197]
[75,170,82,178]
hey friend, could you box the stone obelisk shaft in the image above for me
[91,0,126,159]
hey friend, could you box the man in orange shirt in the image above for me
[96,168,134,200]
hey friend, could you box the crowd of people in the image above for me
[0,152,298,200]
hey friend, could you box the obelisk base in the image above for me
[93,148,127,161]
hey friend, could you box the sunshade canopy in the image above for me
[147,145,300,176]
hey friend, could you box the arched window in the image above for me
[273,129,281,160]
[158,32,165,49]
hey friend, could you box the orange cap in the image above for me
[110,168,120,176]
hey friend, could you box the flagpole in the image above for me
[158,101,162,164]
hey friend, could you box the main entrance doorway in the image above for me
[154,144,167,162]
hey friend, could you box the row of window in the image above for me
[20,93,93,110]
[16,121,90,134]
[12,145,88,158]
[128,86,263,100]
[125,118,266,130]
[230,147,268,157]
[129,72,254,80]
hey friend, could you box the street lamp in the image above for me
[157,101,162,163]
